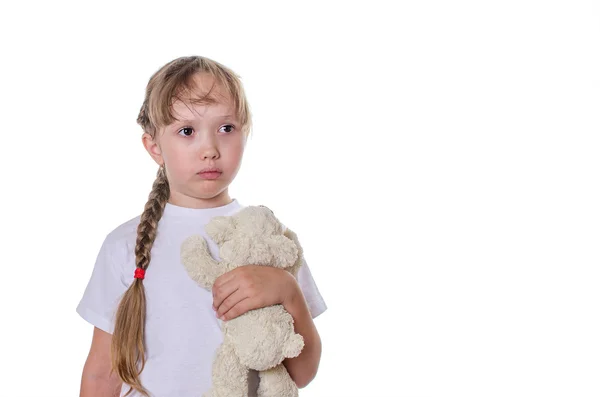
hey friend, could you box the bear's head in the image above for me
[206,206,299,271]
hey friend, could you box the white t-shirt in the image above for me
[76,198,327,397]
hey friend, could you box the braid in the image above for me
[111,164,170,397]
[135,164,170,271]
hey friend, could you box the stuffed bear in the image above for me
[180,205,306,397]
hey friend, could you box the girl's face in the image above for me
[142,74,247,208]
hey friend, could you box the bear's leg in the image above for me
[204,342,249,397]
[256,364,298,397]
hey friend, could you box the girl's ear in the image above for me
[205,215,236,244]
[141,132,164,166]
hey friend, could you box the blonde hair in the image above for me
[110,55,253,397]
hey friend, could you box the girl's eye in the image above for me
[178,127,194,137]
[177,125,235,137]
[219,124,235,133]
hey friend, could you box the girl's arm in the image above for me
[282,281,322,388]
[212,266,323,387]
[80,327,123,397]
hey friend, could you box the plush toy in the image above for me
[180,205,305,397]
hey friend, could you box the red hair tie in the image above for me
[134,268,146,280]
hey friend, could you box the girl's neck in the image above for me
[167,191,232,209]
[161,194,240,219]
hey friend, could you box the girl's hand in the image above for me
[212,265,296,321]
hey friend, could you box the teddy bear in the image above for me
[180,205,306,397]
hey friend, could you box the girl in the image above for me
[76,55,327,397]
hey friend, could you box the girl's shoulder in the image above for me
[106,214,140,243]
[100,214,141,274]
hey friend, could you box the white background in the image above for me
[0,1,598,396]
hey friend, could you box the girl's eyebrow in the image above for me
[175,115,236,124]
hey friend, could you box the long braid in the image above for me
[111,164,169,397]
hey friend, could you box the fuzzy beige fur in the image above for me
[180,205,305,397]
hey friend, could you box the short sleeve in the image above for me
[296,259,327,319]
[76,236,129,334]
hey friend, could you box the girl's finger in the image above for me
[221,296,256,321]
[216,288,246,318]
[212,268,240,291]
[213,279,239,311]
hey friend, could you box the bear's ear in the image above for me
[205,215,236,244]
[258,205,274,215]
[247,205,283,235]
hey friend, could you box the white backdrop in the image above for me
[0,1,599,396]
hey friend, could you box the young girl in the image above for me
[76,55,327,397]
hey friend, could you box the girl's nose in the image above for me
[197,132,220,159]
[201,145,219,159]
